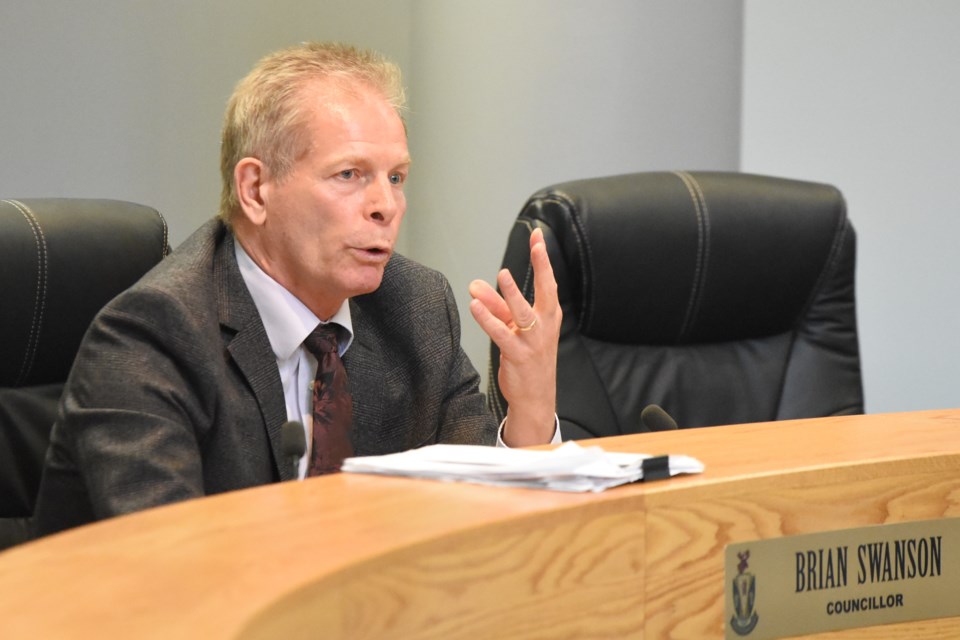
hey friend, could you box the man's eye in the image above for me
[339,170,356,180]
[389,173,405,185]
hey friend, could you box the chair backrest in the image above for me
[487,171,863,440]
[0,198,168,529]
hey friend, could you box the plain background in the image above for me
[2,1,957,414]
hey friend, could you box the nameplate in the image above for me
[724,517,960,639]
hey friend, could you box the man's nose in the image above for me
[366,176,403,223]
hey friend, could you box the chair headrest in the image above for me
[518,171,850,344]
[0,199,169,387]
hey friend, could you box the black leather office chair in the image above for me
[0,198,168,548]
[487,171,863,440]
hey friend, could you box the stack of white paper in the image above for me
[341,441,705,493]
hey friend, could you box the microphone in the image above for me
[640,404,679,432]
[281,420,306,480]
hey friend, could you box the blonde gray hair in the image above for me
[218,42,406,222]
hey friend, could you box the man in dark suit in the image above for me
[33,42,560,535]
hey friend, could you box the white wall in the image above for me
[742,0,960,412]
[2,0,954,421]
[1,0,742,396]
[0,0,411,247]
[405,0,743,388]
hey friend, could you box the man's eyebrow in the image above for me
[325,154,412,169]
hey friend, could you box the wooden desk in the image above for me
[1,409,959,639]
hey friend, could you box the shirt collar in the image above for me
[235,240,354,359]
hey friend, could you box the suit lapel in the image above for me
[214,230,292,480]
[344,300,387,455]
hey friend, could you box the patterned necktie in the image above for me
[303,324,354,475]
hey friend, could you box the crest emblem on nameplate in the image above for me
[731,550,760,635]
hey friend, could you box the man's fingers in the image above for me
[529,228,558,312]
[470,226,556,338]
[469,297,513,346]
[496,268,536,330]
[469,279,512,325]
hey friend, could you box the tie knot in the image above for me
[304,324,340,358]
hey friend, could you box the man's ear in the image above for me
[235,157,268,226]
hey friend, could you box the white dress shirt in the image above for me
[235,242,559,479]
[235,242,352,478]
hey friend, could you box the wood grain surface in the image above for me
[1,409,958,639]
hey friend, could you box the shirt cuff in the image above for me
[496,414,562,448]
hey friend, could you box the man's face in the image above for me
[255,80,410,319]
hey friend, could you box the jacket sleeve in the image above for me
[434,277,499,447]
[35,285,211,533]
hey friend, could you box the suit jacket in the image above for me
[34,219,497,535]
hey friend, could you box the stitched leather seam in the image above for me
[4,199,48,386]
[153,206,170,256]
[573,198,594,332]
[486,352,504,422]
[486,253,504,420]
[672,171,710,341]
[541,193,592,332]
[515,218,536,299]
